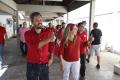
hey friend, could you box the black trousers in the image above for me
[26,62,49,80]
[80,54,86,77]
[20,41,27,56]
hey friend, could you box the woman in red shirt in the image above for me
[59,23,81,80]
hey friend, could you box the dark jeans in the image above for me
[80,54,86,77]
[26,62,49,80]
[0,44,4,65]
[20,41,27,56]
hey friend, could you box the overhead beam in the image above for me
[17,4,67,21]
[0,0,17,10]
[67,1,89,12]
[75,0,90,1]
[0,2,16,16]
[63,0,75,6]
[25,11,59,18]
[17,4,67,13]
[20,0,32,4]
[46,0,63,1]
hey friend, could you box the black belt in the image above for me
[27,62,48,66]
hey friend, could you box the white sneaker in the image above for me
[2,65,8,68]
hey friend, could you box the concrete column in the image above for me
[89,0,96,34]
[16,10,19,29]
[67,11,69,24]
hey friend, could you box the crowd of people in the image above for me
[0,12,102,80]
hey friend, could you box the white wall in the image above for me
[0,15,14,38]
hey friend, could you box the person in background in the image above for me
[25,12,54,80]
[54,25,62,58]
[59,23,81,80]
[54,22,65,58]
[57,22,66,43]
[82,21,88,34]
[82,21,87,33]
[17,24,22,35]
[29,25,33,29]
[48,22,56,32]
[56,25,61,31]
[86,22,102,69]
[77,22,89,80]
[0,22,7,69]
[47,22,56,60]
[18,22,29,56]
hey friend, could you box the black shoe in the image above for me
[80,76,85,80]
[96,64,100,69]
[86,59,89,63]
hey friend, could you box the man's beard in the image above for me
[35,23,43,29]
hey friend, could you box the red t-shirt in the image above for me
[77,31,88,54]
[59,36,81,62]
[0,26,6,44]
[25,28,54,64]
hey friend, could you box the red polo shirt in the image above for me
[0,26,6,44]
[47,27,56,53]
[47,27,56,33]
[25,28,53,64]
[77,31,88,54]
[59,36,81,62]
[57,28,63,41]
[54,28,63,56]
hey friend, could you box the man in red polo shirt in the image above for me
[0,22,7,69]
[47,22,56,57]
[25,12,54,80]
[77,22,89,80]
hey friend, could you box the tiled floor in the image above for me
[0,38,120,80]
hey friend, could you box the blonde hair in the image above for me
[61,23,77,46]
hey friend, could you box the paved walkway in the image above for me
[0,38,120,80]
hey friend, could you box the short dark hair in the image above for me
[77,22,83,27]
[19,24,22,27]
[82,21,86,24]
[93,22,98,27]
[62,22,65,25]
[30,12,42,23]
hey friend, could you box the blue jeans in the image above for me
[0,44,4,65]
[26,62,49,80]
[20,41,27,56]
